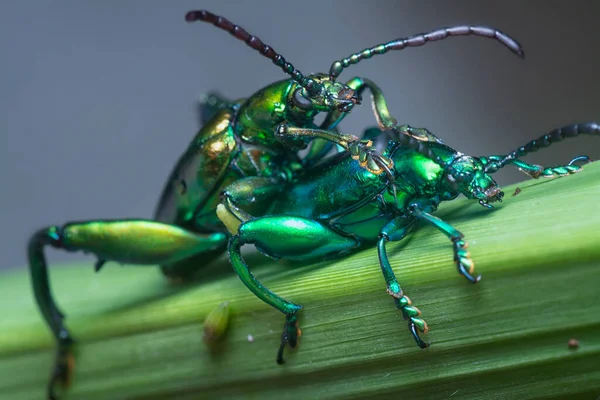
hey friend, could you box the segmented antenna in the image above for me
[186,10,322,96]
[329,25,525,79]
[485,122,600,172]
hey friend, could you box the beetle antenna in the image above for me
[186,10,322,96]
[484,122,600,173]
[329,25,524,79]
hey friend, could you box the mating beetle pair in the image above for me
[27,9,597,400]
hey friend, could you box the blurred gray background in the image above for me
[2,1,599,270]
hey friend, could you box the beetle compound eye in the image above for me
[292,88,313,110]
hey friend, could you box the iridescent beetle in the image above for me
[27,9,562,400]
[220,122,596,363]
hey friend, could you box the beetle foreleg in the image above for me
[409,206,481,284]
[352,77,444,143]
[276,124,394,176]
[302,136,337,167]
[321,77,444,145]
[378,219,429,348]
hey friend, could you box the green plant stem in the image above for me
[1,162,599,400]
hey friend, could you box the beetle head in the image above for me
[291,74,361,113]
[444,155,504,208]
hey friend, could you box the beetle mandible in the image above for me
[28,9,527,399]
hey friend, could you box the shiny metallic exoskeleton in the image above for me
[27,10,597,400]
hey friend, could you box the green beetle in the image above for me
[28,9,528,400]
[219,122,597,364]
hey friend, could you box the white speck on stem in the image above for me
[247,334,254,343]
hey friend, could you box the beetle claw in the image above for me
[49,341,75,400]
[409,319,430,349]
[276,314,300,365]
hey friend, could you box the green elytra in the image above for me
[25,9,593,400]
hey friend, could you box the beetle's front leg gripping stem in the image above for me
[276,124,394,175]
[410,206,480,283]
[451,236,479,283]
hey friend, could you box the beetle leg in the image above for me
[377,219,429,348]
[321,77,444,144]
[480,154,591,178]
[28,220,227,399]
[215,176,286,234]
[276,125,394,176]
[306,77,443,167]
[302,126,392,168]
[302,137,337,167]
[225,216,358,364]
[409,205,481,284]
[222,176,284,215]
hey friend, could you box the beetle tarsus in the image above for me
[276,314,300,365]
[409,321,430,349]
[479,199,493,208]
[393,294,430,349]
[568,155,591,166]
[49,339,75,400]
[452,238,481,284]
